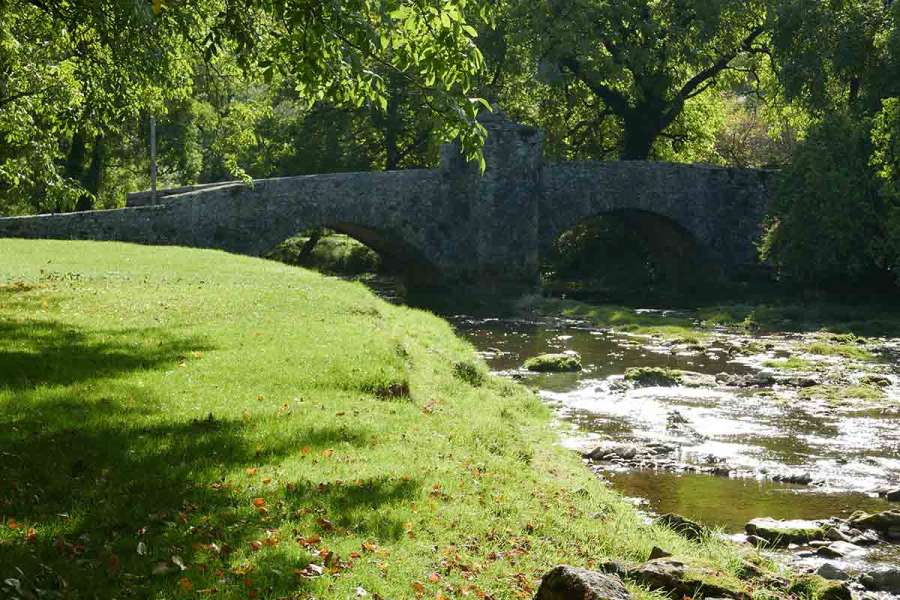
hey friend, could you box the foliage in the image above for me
[760,113,891,288]
[0,0,491,216]
[506,0,769,159]
[0,239,785,598]
[872,97,900,279]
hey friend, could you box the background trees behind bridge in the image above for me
[1,0,899,291]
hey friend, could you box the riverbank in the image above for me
[0,240,804,599]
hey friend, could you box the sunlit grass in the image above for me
[0,240,783,599]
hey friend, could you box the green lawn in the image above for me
[1,240,780,599]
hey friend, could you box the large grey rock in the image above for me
[816,541,864,559]
[815,564,849,581]
[535,565,632,600]
[848,509,900,533]
[860,568,900,593]
[628,559,749,599]
[744,518,824,546]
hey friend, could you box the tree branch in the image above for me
[558,54,631,116]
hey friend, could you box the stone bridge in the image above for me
[0,114,776,287]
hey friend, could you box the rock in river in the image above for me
[535,565,632,600]
[815,541,864,559]
[523,353,582,373]
[745,518,825,546]
[860,568,900,594]
[815,563,849,581]
[848,509,900,533]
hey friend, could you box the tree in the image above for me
[0,0,491,215]
[512,0,769,159]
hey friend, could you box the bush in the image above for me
[761,113,892,289]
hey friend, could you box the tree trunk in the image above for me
[75,134,105,211]
[621,122,656,160]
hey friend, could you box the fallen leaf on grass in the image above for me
[294,564,324,578]
[252,498,266,508]
[179,577,193,591]
[245,468,258,476]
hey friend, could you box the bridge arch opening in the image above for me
[543,209,715,302]
[264,223,440,292]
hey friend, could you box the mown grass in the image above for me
[0,240,786,599]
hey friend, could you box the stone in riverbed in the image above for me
[815,541,864,559]
[624,367,683,387]
[848,509,900,533]
[879,487,900,501]
[772,470,813,485]
[745,518,825,546]
[860,568,900,594]
[585,442,641,461]
[628,558,749,600]
[524,353,582,372]
[789,576,852,600]
[534,565,632,600]
[815,563,850,581]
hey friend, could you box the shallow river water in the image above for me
[446,311,900,586]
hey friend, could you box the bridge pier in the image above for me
[438,111,545,286]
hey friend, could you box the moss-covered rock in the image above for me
[524,353,582,372]
[745,518,825,547]
[628,558,750,600]
[848,509,900,533]
[625,367,683,387]
[788,575,852,600]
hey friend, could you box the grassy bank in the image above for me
[1,240,787,599]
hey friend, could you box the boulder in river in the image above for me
[815,563,850,581]
[524,353,582,373]
[624,367,683,387]
[628,558,749,600]
[848,509,900,533]
[771,470,813,485]
[860,568,900,594]
[745,518,825,546]
[789,576,851,600]
[878,487,900,502]
[815,541,864,559]
[535,565,632,600]
[585,442,641,461]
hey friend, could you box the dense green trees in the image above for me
[2,0,900,291]
[760,0,900,288]
[0,0,488,213]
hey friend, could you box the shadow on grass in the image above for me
[0,317,212,389]
[0,386,420,597]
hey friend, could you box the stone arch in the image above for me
[540,160,775,279]
[267,221,441,286]
[542,208,716,288]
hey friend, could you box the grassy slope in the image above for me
[1,240,767,599]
